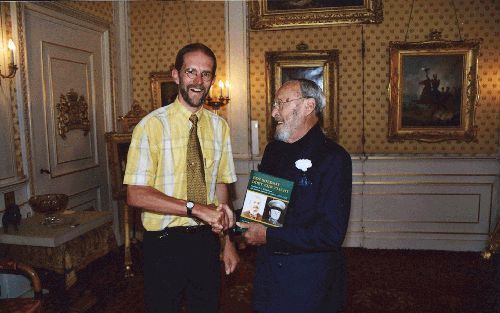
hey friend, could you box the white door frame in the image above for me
[17,2,114,214]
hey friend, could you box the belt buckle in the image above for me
[158,228,169,238]
[186,226,197,234]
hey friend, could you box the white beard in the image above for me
[274,109,301,142]
[274,125,291,142]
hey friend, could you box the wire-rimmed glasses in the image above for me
[184,68,213,82]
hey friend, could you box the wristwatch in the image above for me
[186,201,195,217]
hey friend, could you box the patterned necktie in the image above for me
[187,114,207,205]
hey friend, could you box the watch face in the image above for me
[186,201,195,209]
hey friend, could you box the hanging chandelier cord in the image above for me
[182,0,193,43]
[450,0,463,41]
[155,2,167,71]
[404,0,415,42]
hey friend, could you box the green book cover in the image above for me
[239,170,294,228]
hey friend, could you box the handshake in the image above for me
[193,203,235,234]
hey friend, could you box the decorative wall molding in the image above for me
[233,155,499,251]
[113,1,132,122]
[225,1,251,158]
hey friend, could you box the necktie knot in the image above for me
[189,114,198,125]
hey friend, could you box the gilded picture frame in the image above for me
[150,68,178,109]
[249,0,383,30]
[388,39,480,142]
[266,50,339,141]
[104,132,132,199]
[118,101,148,133]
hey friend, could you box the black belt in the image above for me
[154,225,212,238]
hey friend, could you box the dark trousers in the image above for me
[143,226,221,313]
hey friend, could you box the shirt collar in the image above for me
[171,98,205,122]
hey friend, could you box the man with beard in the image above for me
[124,43,239,313]
[239,79,352,313]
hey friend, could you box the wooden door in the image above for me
[24,4,111,211]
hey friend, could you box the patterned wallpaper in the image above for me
[19,0,497,155]
[130,1,227,114]
[249,0,499,154]
[60,1,113,23]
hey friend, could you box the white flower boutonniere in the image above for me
[295,159,313,187]
[295,159,312,172]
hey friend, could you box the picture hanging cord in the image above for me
[403,0,415,42]
[361,25,366,155]
[154,2,167,71]
[182,0,193,44]
[449,0,463,41]
[404,0,464,42]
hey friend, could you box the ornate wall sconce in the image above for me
[204,79,230,114]
[1,39,17,80]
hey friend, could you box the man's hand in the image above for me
[194,204,227,234]
[217,203,235,229]
[237,222,267,246]
[221,235,239,275]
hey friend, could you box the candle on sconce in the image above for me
[251,120,259,155]
[209,86,213,98]
[7,39,15,64]
[225,80,230,98]
[218,80,224,98]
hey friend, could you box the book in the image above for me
[237,170,294,229]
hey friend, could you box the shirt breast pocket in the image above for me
[204,158,221,181]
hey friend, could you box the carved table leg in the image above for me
[123,204,134,277]
[482,218,500,260]
[64,250,77,288]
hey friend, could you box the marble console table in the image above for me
[0,210,116,289]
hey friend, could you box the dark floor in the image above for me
[38,245,499,313]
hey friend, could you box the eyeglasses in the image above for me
[272,97,305,110]
[184,68,213,82]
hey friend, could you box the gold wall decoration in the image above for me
[265,49,339,141]
[249,0,383,30]
[388,35,480,142]
[118,101,148,133]
[56,89,90,139]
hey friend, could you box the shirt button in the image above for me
[277,262,282,268]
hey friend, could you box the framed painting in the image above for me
[150,69,178,109]
[388,39,480,142]
[105,132,132,199]
[266,50,339,141]
[249,0,383,30]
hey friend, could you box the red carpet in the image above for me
[39,245,498,313]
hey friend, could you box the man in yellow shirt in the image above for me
[124,43,238,313]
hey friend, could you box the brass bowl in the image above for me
[28,194,69,214]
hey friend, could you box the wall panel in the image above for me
[235,156,499,252]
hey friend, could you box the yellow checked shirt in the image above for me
[123,99,237,231]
